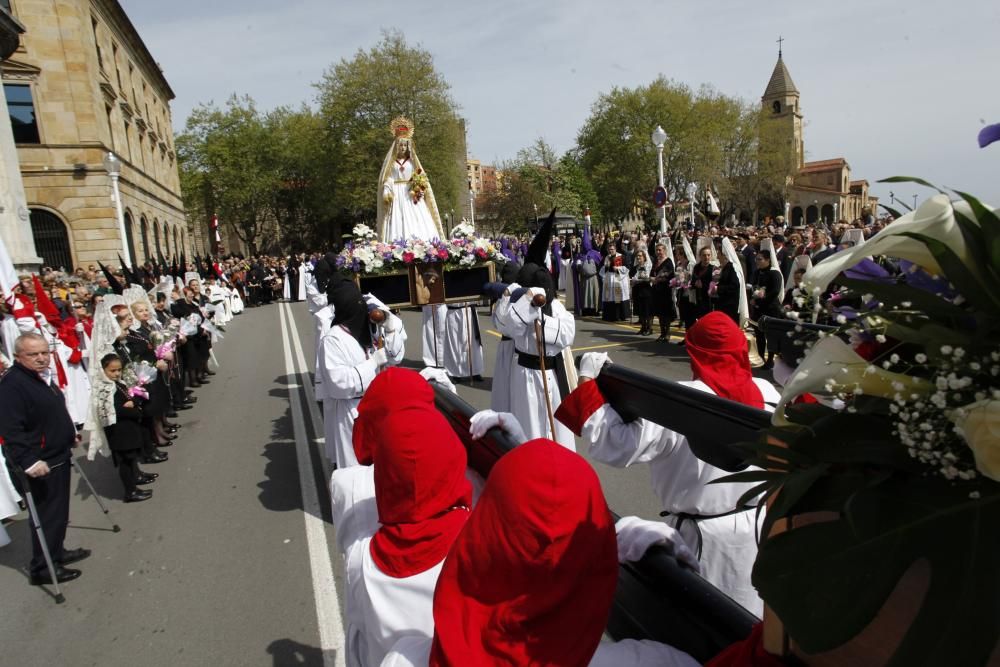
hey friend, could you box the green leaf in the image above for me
[709,470,784,485]
[761,465,830,538]
[838,277,970,322]
[952,189,1000,277]
[878,176,946,194]
[753,478,1000,666]
[898,232,1000,316]
[877,203,908,219]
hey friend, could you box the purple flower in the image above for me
[844,258,892,283]
[978,123,1000,148]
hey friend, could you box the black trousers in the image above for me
[116,449,140,495]
[26,460,71,574]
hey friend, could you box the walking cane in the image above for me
[534,317,558,442]
[70,458,121,532]
[13,466,65,603]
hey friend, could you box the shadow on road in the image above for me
[266,638,331,666]
[257,385,304,515]
[0,519,31,579]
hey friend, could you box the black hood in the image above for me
[516,261,556,315]
[525,208,556,266]
[328,276,371,350]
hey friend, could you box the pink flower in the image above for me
[402,252,415,264]
[437,249,449,260]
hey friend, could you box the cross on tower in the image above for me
[776,35,784,58]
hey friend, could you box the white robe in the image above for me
[317,313,406,468]
[443,305,483,379]
[580,378,781,617]
[558,257,572,291]
[312,305,335,402]
[229,287,244,314]
[282,270,293,300]
[493,286,575,450]
[297,265,308,301]
[489,326,515,414]
[56,340,90,425]
[381,624,699,667]
[382,159,441,242]
[331,466,444,667]
[0,446,22,521]
[600,264,631,303]
[420,304,446,368]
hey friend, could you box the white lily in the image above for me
[773,336,931,425]
[802,194,982,294]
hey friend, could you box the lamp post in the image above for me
[687,183,697,229]
[102,151,131,267]
[651,125,667,234]
[469,188,476,228]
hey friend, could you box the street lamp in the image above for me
[469,187,476,228]
[686,182,697,229]
[651,125,667,234]
[102,151,132,267]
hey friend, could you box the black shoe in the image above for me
[162,433,178,441]
[30,566,81,585]
[166,410,179,418]
[155,440,173,448]
[58,548,91,566]
[137,471,159,480]
[205,370,217,376]
[183,397,198,404]
[173,404,193,411]
[124,489,153,503]
[184,390,194,397]
[199,379,211,384]
[142,453,168,464]
[136,474,157,485]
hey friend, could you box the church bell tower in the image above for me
[761,41,804,170]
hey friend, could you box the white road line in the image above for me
[278,302,346,667]
[283,301,333,484]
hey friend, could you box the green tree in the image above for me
[576,77,743,227]
[315,30,465,240]
[177,95,280,255]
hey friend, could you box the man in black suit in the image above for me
[0,333,90,585]
[736,233,756,283]
[772,234,793,277]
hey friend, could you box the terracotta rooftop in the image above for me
[763,56,798,99]
[798,158,849,174]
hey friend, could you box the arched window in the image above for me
[153,219,162,257]
[791,207,804,226]
[29,208,73,271]
[123,211,137,265]
[772,100,781,114]
[806,205,819,225]
[140,216,150,262]
[821,204,834,224]
[173,226,180,259]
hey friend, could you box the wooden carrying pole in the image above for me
[534,318,558,441]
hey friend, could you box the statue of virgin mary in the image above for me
[376,117,446,242]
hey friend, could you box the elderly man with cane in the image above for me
[0,332,90,585]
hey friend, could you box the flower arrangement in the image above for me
[335,233,506,276]
[409,169,429,204]
[723,180,999,665]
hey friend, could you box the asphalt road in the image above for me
[1,296,701,666]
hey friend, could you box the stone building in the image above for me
[761,50,878,226]
[0,2,41,273]
[1,0,186,271]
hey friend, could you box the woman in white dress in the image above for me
[376,117,446,243]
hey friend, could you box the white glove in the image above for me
[420,367,456,393]
[379,313,399,333]
[469,410,527,445]
[615,516,700,573]
[527,286,547,301]
[579,352,610,380]
[371,347,388,367]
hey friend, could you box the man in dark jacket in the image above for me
[0,332,90,585]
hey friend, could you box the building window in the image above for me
[104,104,115,151]
[772,101,781,114]
[30,209,74,271]
[140,217,150,261]
[112,43,122,89]
[4,84,41,144]
[91,17,103,71]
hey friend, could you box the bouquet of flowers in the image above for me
[707,268,721,297]
[409,169,429,204]
[722,181,999,665]
[150,328,178,362]
[752,287,765,300]
[336,233,506,276]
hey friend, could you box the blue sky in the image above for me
[125,0,1000,208]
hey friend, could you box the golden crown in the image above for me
[390,116,414,139]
